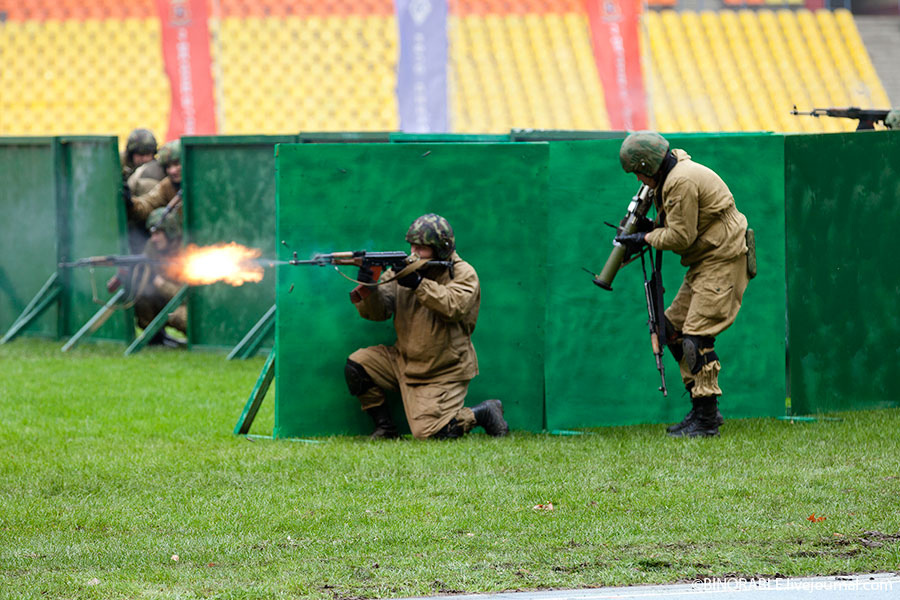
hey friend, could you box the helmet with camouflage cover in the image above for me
[157,139,182,168]
[619,131,670,177]
[125,128,158,157]
[405,213,455,260]
[885,109,900,130]
[146,207,181,238]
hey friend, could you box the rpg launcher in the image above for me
[588,183,668,396]
[790,106,891,130]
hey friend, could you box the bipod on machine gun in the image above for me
[790,106,891,131]
[587,183,668,396]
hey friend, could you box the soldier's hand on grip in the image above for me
[615,232,648,255]
[357,265,376,284]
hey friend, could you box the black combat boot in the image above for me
[471,399,509,437]
[365,404,399,440]
[666,402,725,434]
[669,395,720,438]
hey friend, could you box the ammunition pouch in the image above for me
[345,359,375,396]
[746,228,757,280]
[683,335,718,375]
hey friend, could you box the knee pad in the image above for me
[665,317,684,361]
[683,335,718,375]
[345,358,375,396]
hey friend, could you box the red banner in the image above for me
[156,0,217,139]
[585,0,647,131]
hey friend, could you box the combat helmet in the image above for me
[619,131,670,177]
[125,128,158,157]
[885,109,900,130]
[146,207,180,238]
[157,139,182,168]
[405,213,455,260]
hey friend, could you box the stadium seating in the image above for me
[0,1,891,140]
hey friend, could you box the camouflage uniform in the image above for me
[127,159,166,197]
[120,128,158,182]
[131,208,186,334]
[347,214,506,440]
[130,140,181,223]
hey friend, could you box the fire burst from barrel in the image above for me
[169,243,264,286]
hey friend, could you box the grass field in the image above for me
[1,339,898,599]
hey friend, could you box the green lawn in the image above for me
[1,339,898,599]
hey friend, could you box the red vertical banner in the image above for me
[156,0,217,139]
[585,0,647,131]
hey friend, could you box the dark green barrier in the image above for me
[390,133,511,142]
[298,132,393,143]
[181,136,294,351]
[785,131,900,414]
[0,138,60,336]
[276,142,549,437]
[510,130,627,141]
[58,136,134,341]
[544,135,786,430]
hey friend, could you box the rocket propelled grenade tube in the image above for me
[594,184,653,291]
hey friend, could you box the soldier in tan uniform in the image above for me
[126,140,183,253]
[120,128,158,183]
[346,214,509,440]
[615,131,752,437]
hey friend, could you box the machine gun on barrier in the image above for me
[790,106,891,130]
[586,183,668,396]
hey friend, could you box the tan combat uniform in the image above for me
[130,176,179,224]
[645,149,749,397]
[349,253,480,439]
[130,241,187,333]
[127,159,166,196]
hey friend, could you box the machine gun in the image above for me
[58,254,160,269]
[790,106,891,130]
[289,250,453,281]
[588,183,667,396]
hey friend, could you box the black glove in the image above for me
[357,265,375,284]
[122,184,133,209]
[614,232,648,254]
[634,216,654,233]
[397,270,422,289]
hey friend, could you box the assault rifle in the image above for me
[589,183,668,396]
[289,250,454,279]
[59,254,160,269]
[790,106,891,130]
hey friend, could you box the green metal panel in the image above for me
[785,131,900,414]
[544,135,786,429]
[390,133,511,143]
[510,130,627,141]
[181,135,295,351]
[275,142,549,437]
[57,136,134,342]
[298,132,393,143]
[0,138,60,337]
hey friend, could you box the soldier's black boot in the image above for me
[666,402,724,434]
[471,399,509,437]
[669,395,720,438]
[365,404,399,440]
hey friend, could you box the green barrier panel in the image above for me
[57,136,134,342]
[276,142,549,437]
[510,130,627,141]
[0,138,60,337]
[544,135,786,429]
[785,131,900,414]
[298,132,393,143]
[181,135,295,352]
[390,133,511,143]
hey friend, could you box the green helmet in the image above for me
[146,207,180,238]
[619,131,670,177]
[885,109,900,130]
[125,128,157,157]
[157,139,181,168]
[405,213,455,260]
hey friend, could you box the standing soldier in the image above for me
[615,131,753,437]
[345,214,509,440]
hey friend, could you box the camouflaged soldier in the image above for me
[130,207,186,346]
[346,213,509,440]
[886,110,900,130]
[128,140,182,227]
[121,128,158,182]
[616,131,752,438]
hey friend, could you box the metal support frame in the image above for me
[234,347,275,435]
[61,288,129,352]
[124,285,189,356]
[227,304,276,360]
[1,273,61,344]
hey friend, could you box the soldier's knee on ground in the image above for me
[344,358,375,396]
